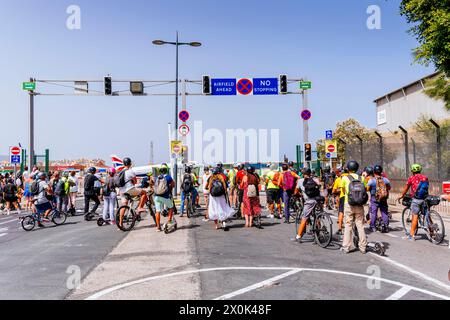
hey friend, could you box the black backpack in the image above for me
[303,178,320,198]
[54,180,66,196]
[4,183,16,197]
[30,181,40,196]
[113,170,127,188]
[181,174,193,192]
[348,175,369,206]
[210,178,225,197]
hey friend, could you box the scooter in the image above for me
[163,217,178,234]
[353,226,386,256]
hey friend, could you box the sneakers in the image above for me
[202,218,209,222]
[335,229,343,236]
[403,235,416,241]
[340,248,350,254]
[267,214,275,219]
[368,227,376,233]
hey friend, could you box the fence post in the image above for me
[338,138,347,167]
[429,119,441,180]
[355,135,363,167]
[411,138,417,164]
[399,126,410,179]
[375,131,383,167]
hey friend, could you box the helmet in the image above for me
[88,167,97,174]
[123,158,132,166]
[233,162,239,168]
[288,161,295,167]
[37,172,47,179]
[211,167,220,175]
[270,163,278,171]
[411,164,422,173]
[364,166,374,176]
[216,162,223,168]
[237,163,245,171]
[324,165,331,173]
[373,165,383,175]
[302,168,312,176]
[63,172,69,178]
[346,160,359,173]
[185,166,192,174]
[247,166,255,174]
[109,167,116,174]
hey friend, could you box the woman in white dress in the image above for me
[206,167,234,230]
[202,167,212,222]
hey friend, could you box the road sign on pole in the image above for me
[253,78,279,95]
[23,82,36,91]
[171,141,183,159]
[179,124,190,137]
[211,79,237,96]
[325,140,338,158]
[300,81,312,90]
[10,146,22,164]
[301,109,312,121]
[179,110,190,122]
[326,130,333,140]
[237,78,253,95]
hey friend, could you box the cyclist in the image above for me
[3,178,21,215]
[180,165,199,217]
[397,164,429,241]
[32,172,53,228]
[366,165,391,232]
[266,163,282,219]
[340,160,368,254]
[332,167,345,235]
[321,166,335,210]
[101,167,117,225]
[294,168,322,242]
[83,167,101,221]
[153,165,175,232]
[119,158,148,215]
[277,163,300,224]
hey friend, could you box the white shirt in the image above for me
[69,175,78,193]
[119,169,136,194]
[202,173,211,193]
[34,181,50,205]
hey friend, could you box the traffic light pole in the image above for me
[302,84,310,168]
[29,80,35,171]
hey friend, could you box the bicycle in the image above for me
[115,191,157,231]
[21,206,67,231]
[184,190,195,218]
[295,197,333,248]
[401,195,445,245]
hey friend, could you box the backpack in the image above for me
[210,178,225,197]
[4,184,15,197]
[31,181,40,196]
[303,178,320,198]
[324,173,335,189]
[282,171,295,191]
[414,180,429,200]
[54,180,67,196]
[375,177,388,201]
[113,170,127,188]
[181,174,194,192]
[155,175,169,196]
[347,175,369,206]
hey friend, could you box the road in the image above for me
[1,196,450,300]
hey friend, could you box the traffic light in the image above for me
[304,143,312,162]
[202,75,211,95]
[279,74,288,94]
[104,76,112,95]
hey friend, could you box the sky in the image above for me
[0,0,435,165]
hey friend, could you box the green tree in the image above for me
[400,0,450,110]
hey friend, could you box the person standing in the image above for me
[3,179,21,215]
[68,171,78,214]
[101,168,117,225]
[83,167,101,220]
[340,160,368,254]
[366,165,391,232]
[228,164,238,208]
[277,163,300,224]
[240,166,261,228]
[207,167,234,230]
[153,166,175,232]
[265,163,282,219]
[332,167,346,235]
[202,166,212,222]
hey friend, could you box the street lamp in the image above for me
[152,32,202,196]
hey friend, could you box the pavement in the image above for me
[1,196,450,300]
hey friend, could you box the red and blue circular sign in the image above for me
[179,110,190,122]
[301,109,312,121]
[237,79,253,95]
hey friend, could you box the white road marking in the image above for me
[369,253,450,293]
[386,286,412,300]
[0,219,17,226]
[0,228,8,233]
[214,269,301,300]
[0,233,7,238]
[85,267,450,301]
[384,233,399,238]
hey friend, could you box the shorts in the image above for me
[266,189,281,204]
[124,187,143,197]
[411,198,424,215]
[238,189,244,203]
[35,202,52,214]
[339,196,345,213]
[4,196,17,203]
[301,199,317,219]
[154,196,174,212]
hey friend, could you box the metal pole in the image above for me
[173,32,179,196]
[375,131,383,167]
[429,119,441,180]
[399,126,409,179]
[29,79,35,171]
[302,85,309,168]
[411,138,417,164]
[356,135,363,167]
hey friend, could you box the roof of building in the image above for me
[373,71,441,104]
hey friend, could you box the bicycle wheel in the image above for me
[21,216,36,231]
[147,200,157,224]
[52,210,67,225]
[295,211,302,236]
[314,212,333,248]
[116,206,136,232]
[425,210,445,245]
[186,196,193,218]
[401,207,418,236]
[255,214,262,229]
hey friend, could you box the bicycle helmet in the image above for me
[88,167,97,174]
[211,167,220,175]
[411,164,422,174]
[185,166,192,174]
[364,166,374,176]
[237,163,245,171]
[123,157,132,166]
[373,165,383,175]
[160,166,168,174]
[247,166,255,174]
[302,168,312,176]
[323,165,331,173]
[37,172,47,179]
[346,160,359,173]
[288,161,295,167]
[109,167,116,174]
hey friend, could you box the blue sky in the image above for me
[0,0,434,164]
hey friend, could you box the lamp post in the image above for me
[153,33,201,196]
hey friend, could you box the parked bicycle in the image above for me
[184,190,196,218]
[294,197,333,248]
[401,195,445,245]
[21,207,67,231]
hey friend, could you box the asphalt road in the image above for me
[0,201,127,300]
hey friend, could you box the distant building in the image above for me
[374,72,450,133]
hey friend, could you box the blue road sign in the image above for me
[253,78,279,95]
[301,109,312,121]
[326,130,333,140]
[211,79,237,96]
[11,155,21,164]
